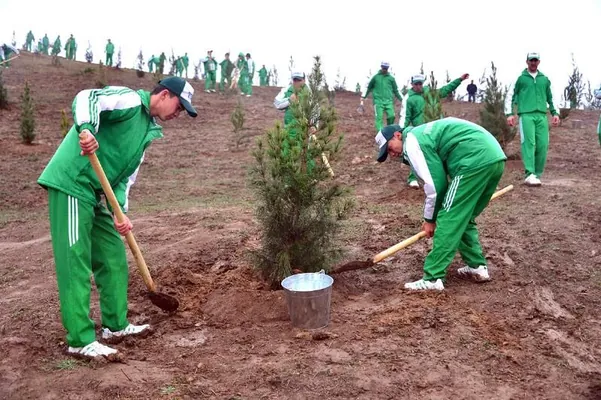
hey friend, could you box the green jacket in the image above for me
[237,58,248,75]
[274,84,312,126]
[37,87,163,213]
[220,59,234,77]
[105,42,114,54]
[203,57,217,73]
[400,78,462,128]
[258,67,267,78]
[505,69,558,116]
[401,117,506,222]
[362,71,402,104]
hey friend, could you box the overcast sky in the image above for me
[1,0,600,103]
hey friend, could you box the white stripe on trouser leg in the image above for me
[68,195,73,247]
[74,197,78,244]
[443,176,459,210]
[519,117,524,144]
[444,175,462,212]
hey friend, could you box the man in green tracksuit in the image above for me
[105,39,115,66]
[41,34,50,55]
[148,55,160,72]
[25,30,35,52]
[65,34,76,60]
[505,52,559,186]
[259,65,268,86]
[375,117,507,290]
[37,77,198,359]
[236,52,249,95]
[360,62,403,132]
[245,53,255,96]
[399,72,469,188]
[51,35,61,56]
[202,50,218,93]
[274,71,319,173]
[182,53,189,78]
[219,52,234,94]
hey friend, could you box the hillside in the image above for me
[1,52,601,400]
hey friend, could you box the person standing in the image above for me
[245,53,255,97]
[505,52,559,186]
[219,52,235,94]
[467,80,477,102]
[259,65,268,86]
[105,39,115,66]
[37,77,198,359]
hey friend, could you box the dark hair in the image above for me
[151,84,175,96]
[246,53,251,58]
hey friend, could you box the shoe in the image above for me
[524,174,541,186]
[101,323,151,343]
[457,265,490,282]
[404,278,444,291]
[408,180,420,189]
[246,94,251,97]
[210,89,216,93]
[204,90,211,93]
[67,340,117,359]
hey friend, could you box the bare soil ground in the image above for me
[2,53,601,399]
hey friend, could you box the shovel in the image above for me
[330,184,514,274]
[82,132,179,312]
[310,134,334,177]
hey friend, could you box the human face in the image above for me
[293,78,304,89]
[387,132,403,158]
[381,67,389,74]
[412,81,424,93]
[150,90,184,121]
[527,58,539,72]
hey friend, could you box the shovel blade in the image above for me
[148,291,179,312]
[330,259,374,274]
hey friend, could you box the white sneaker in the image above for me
[404,278,444,291]
[457,265,491,282]
[67,340,117,359]
[408,180,420,189]
[101,323,151,342]
[524,174,541,186]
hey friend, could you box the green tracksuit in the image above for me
[273,83,318,172]
[105,41,115,66]
[400,117,507,281]
[219,58,234,92]
[246,58,255,95]
[362,71,403,132]
[37,87,163,347]
[259,67,268,86]
[399,78,463,184]
[51,36,61,56]
[203,56,218,91]
[505,69,558,178]
[26,31,34,52]
[594,88,601,146]
[236,55,249,94]
[42,35,50,55]
[182,54,189,78]
[148,56,159,72]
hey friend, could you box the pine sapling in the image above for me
[249,55,353,288]
[423,71,443,123]
[136,50,145,78]
[60,109,70,137]
[230,100,245,149]
[0,70,8,110]
[20,81,35,144]
[479,61,517,152]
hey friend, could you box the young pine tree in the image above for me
[136,50,145,78]
[20,81,35,144]
[249,55,353,288]
[423,71,443,123]
[0,69,8,110]
[230,99,245,149]
[60,109,70,137]
[479,61,516,152]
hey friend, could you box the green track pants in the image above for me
[597,115,601,146]
[518,112,549,178]
[205,70,216,91]
[48,189,130,347]
[422,161,505,281]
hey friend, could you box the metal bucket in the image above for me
[281,270,334,329]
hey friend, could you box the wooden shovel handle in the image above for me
[311,134,334,177]
[372,184,514,264]
[82,131,157,292]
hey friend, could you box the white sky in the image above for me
[1,0,600,103]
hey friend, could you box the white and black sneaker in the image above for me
[101,323,151,343]
[67,341,117,359]
[404,278,444,291]
[524,174,541,186]
[457,265,491,282]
